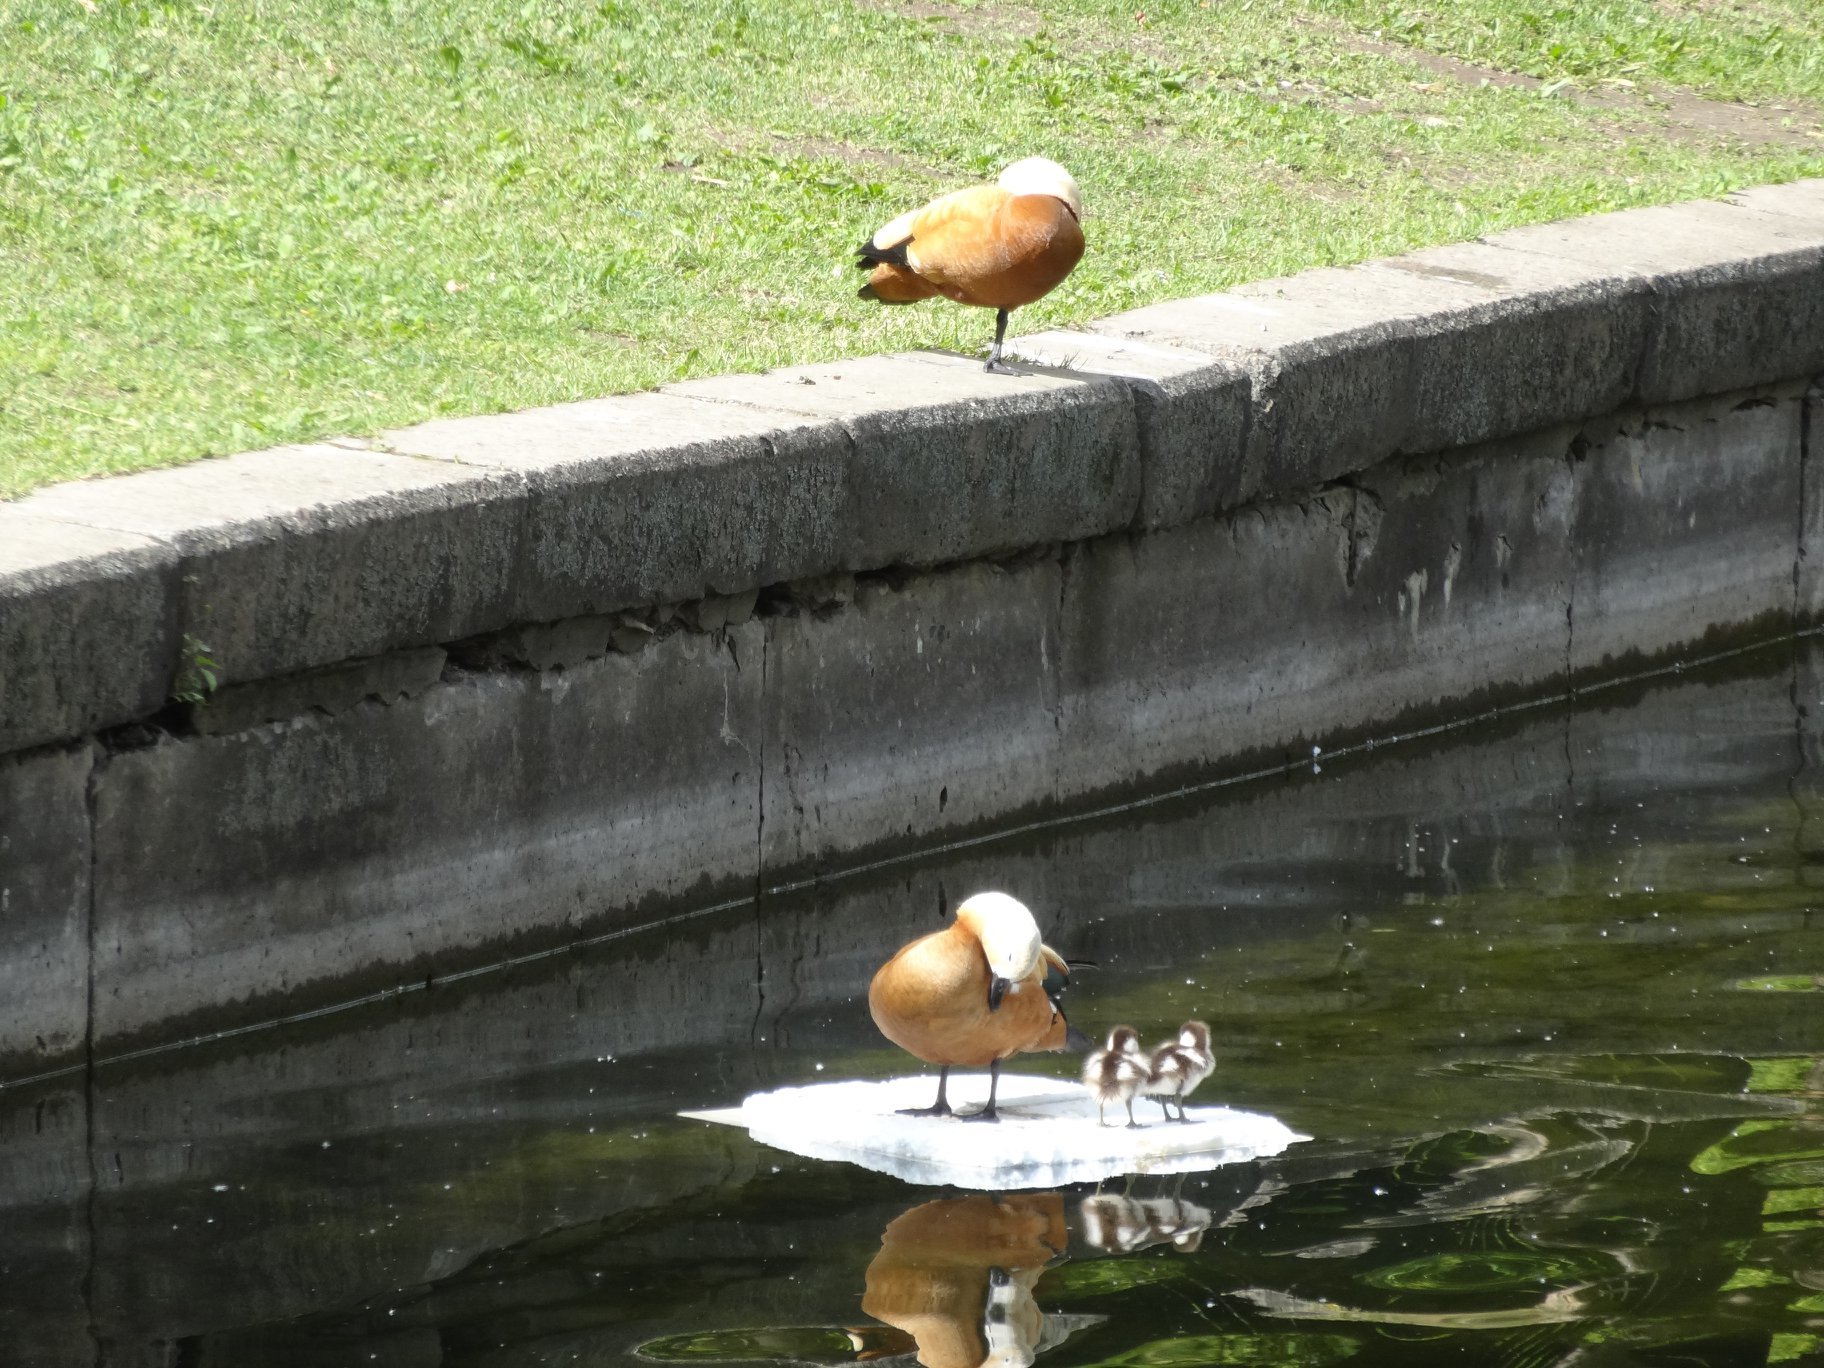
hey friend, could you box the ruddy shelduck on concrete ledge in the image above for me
[868,891,1082,1121]
[855,157,1086,372]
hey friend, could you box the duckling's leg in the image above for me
[898,1065,953,1117]
[959,1058,1002,1122]
[1173,1091,1191,1123]
[1125,1096,1143,1130]
[983,308,1012,373]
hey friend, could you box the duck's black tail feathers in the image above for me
[855,235,913,271]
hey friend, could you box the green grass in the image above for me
[1,0,1820,498]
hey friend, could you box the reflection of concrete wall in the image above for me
[4,645,1816,1364]
[2,184,1821,1071]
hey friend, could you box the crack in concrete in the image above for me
[80,742,102,1368]
[749,621,769,1052]
[1052,544,1073,736]
[1802,381,1821,633]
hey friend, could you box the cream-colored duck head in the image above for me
[997,157,1084,220]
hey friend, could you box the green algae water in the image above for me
[6,641,1824,1367]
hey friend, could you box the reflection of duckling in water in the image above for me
[870,893,1082,1122]
[1144,1021,1214,1123]
[1077,1192,1214,1256]
[1082,1025,1149,1128]
[1139,1195,1212,1254]
[1077,1193,1150,1254]
[860,1193,1066,1368]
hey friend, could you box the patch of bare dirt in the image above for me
[1339,29,1823,150]
[771,136,930,172]
[856,0,1044,39]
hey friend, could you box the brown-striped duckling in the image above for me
[1145,1021,1213,1123]
[1082,1024,1148,1128]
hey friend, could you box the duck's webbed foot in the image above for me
[958,1058,1003,1121]
[897,1066,953,1117]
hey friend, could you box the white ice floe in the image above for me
[681,1074,1309,1189]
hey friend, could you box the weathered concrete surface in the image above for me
[0,745,91,1071]
[187,645,448,737]
[88,622,763,1045]
[986,330,1253,528]
[1801,382,1824,623]
[1055,424,1579,798]
[0,508,177,754]
[16,443,524,697]
[669,351,1141,566]
[1491,195,1824,406]
[0,376,1808,1065]
[1569,386,1806,674]
[383,390,849,620]
[1092,248,1647,507]
[761,558,1064,877]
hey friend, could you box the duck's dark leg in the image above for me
[898,1065,953,1117]
[960,1058,1002,1122]
[1173,1092,1191,1123]
[983,308,1011,373]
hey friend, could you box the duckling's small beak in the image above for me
[988,975,1011,1011]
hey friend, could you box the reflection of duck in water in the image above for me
[870,893,1082,1121]
[859,1193,1066,1368]
[1144,1021,1214,1123]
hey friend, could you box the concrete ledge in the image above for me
[3,183,1818,756]
[13,444,523,700]
[0,510,178,754]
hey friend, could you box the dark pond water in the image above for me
[6,640,1824,1368]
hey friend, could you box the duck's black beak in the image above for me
[988,975,1010,1011]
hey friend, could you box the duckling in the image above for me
[1081,1025,1148,1128]
[1145,1020,1214,1123]
[869,892,1080,1122]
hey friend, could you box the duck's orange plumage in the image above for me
[868,891,1076,1120]
[856,157,1085,372]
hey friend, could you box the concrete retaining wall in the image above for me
[2,179,1822,1075]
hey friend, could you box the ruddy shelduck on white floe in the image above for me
[855,157,1085,372]
[868,891,1081,1121]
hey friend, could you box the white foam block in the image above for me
[681,1074,1309,1189]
